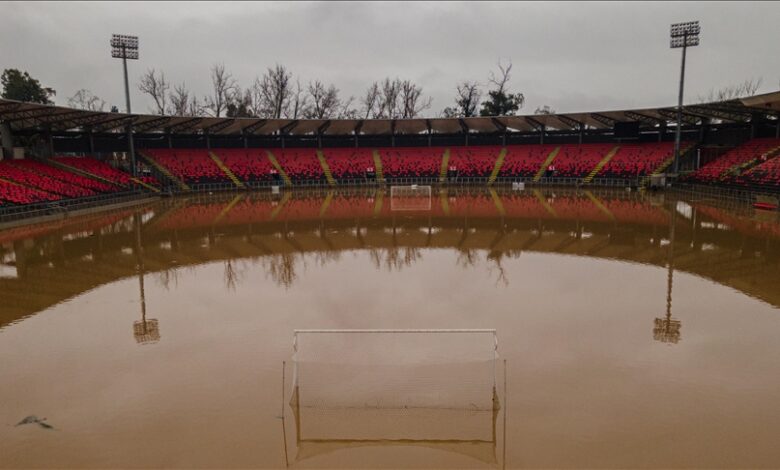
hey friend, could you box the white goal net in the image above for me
[390,185,432,211]
[286,329,501,464]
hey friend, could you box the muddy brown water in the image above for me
[1,187,779,468]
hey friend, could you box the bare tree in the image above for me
[399,79,432,118]
[226,87,254,117]
[306,80,342,119]
[67,89,106,111]
[443,80,481,118]
[138,68,170,114]
[253,64,293,119]
[338,95,358,119]
[187,95,203,117]
[288,79,308,119]
[698,78,763,103]
[380,78,401,118]
[169,82,191,116]
[203,63,237,117]
[534,105,555,114]
[361,81,381,119]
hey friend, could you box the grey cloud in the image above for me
[1,1,778,116]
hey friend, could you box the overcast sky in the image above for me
[2,1,779,117]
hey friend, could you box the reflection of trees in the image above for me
[314,250,341,267]
[369,247,423,272]
[155,267,180,290]
[456,249,479,269]
[262,253,298,288]
[224,259,246,291]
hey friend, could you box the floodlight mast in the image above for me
[669,21,700,175]
[111,34,139,176]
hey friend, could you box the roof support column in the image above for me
[45,126,54,158]
[659,122,666,142]
[1,121,13,160]
[205,132,211,150]
[126,123,136,176]
[166,128,173,149]
[578,123,584,145]
[540,125,545,145]
[86,126,95,154]
[502,132,506,147]
[243,131,248,149]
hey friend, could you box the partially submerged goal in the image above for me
[286,329,501,464]
[390,185,432,211]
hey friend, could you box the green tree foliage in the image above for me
[1,69,56,104]
[479,60,524,117]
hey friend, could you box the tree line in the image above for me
[3,65,774,120]
[1,60,539,119]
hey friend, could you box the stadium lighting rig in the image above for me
[669,21,700,175]
[110,34,139,176]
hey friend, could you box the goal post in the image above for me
[287,328,501,464]
[390,184,432,211]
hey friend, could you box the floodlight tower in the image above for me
[111,34,139,176]
[669,21,700,175]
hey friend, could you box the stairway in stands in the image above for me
[439,148,451,183]
[487,148,507,184]
[534,147,561,181]
[722,144,780,180]
[138,151,190,191]
[209,151,245,189]
[266,150,292,186]
[44,158,126,189]
[584,146,620,183]
[316,150,337,186]
[371,150,385,183]
[640,143,695,187]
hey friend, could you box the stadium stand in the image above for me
[0,178,60,204]
[212,149,278,183]
[499,145,559,177]
[144,149,223,184]
[448,146,502,178]
[322,148,376,180]
[274,148,325,181]
[551,144,616,178]
[11,159,117,193]
[598,142,678,178]
[379,147,442,179]
[55,156,135,186]
[686,138,780,183]
[738,155,780,187]
[0,160,95,198]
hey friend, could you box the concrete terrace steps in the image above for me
[371,150,385,183]
[316,150,337,186]
[534,147,561,182]
[265,150,292,186]
[439,148,451,183]
[138,151,190,191]
[209,151,245,189]
[488,148,507,185]
[724,144,780,179]
[38,157,128,189]
[584,146,621,183]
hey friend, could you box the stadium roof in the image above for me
[1,90,778,136]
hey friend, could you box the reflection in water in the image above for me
[2,187,780,329]
[2,187,780,468]
[133,213,160,344]
[654,208,682,344]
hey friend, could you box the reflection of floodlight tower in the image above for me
[655,207,681,343]
[132,212,160,344]
[110,34,139,177]
[669,21,700,175]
